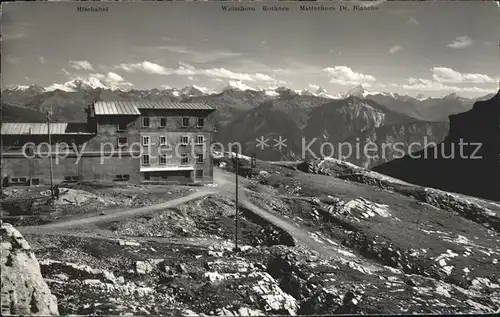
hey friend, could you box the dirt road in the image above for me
[18,168,378,268]
[20,189,216,232]
[19,169,234,233]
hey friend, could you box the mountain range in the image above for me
[2,81,496,169]
[373,92,500,201]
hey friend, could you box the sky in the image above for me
[2,0,500,98]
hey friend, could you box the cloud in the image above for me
[204,68,278,82]
[253,73,275,81]
[69,60,95,71]
[203,68,255,81]
[407,16,420,26]
[113,60,278,82]
[396,78,494,96]
[388,45,402,54]
[3,32,26,40]
[59,68,72,77]
[447,36,473,49]
[5,55,21,64]
[38,56,45,64]
[395,66,497,96]
[161,37,179,42]
[431,67,495,84]
[115,61,172,75]
[47,70,133,91]
[323,66,376,86]
[2,21,32,41]
[104,72,127,83]
[156,45,242,63]
[309,84,320,91]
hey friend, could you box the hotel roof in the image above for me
[1,123,92,135]
[94,100,214,115]
[94,100,142,115]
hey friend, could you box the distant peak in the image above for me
[315,86,328,94]
[344,84,369,98]
[221,80,256,92]
[180,84,213,96]
[4,84,46,93]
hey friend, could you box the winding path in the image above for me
[18,168,380,271]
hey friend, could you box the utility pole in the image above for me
[0,100,3,198]
[46,111,54,198]
[234,148,239,252]
[28,128,33,185]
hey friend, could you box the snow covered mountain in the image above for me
[221,80,257,92]
[180,85,214,97]
[4,80,496,124]
[312,86,343,99]
[342,84,388,98]
[45,78,110,92]
[5,84,46,94]
[6,80,493,104]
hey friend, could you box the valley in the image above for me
[2,83,490,169]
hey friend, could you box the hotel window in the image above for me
[181,153,189,165]
[12,140,22,149]
[197,117,204,128]
[115,174,130,181]
[197,153,204,164]
[142,136,150,146]
[24,145,35,157]
[160,117,167,127]
[196,135,205,145]
[142,154,150,166]
[159,154,167,165]
[142,117,150,127]
[117,123,127,131]
[159,136,167,146]
[181,135,189,146]
[118,137,128,147]
[196,170,203,179]
[182,117,190,128]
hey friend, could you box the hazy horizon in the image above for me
[2,1,500,98]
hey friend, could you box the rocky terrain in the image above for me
[1,183,194,227]
[2,85,499,315]
[2,160,500,315]
[1,222,59,316]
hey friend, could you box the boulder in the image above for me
[1,222,59,316]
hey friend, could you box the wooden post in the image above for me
[234,149,239,252]
[29,128,33,185]
[0,104,3,197]
[47,111,54,197]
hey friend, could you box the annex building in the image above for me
[0,100,216,186]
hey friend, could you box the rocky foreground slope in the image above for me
[1,222,59,316]
[3,158,499,315]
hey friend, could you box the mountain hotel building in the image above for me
[0,100,216,186]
